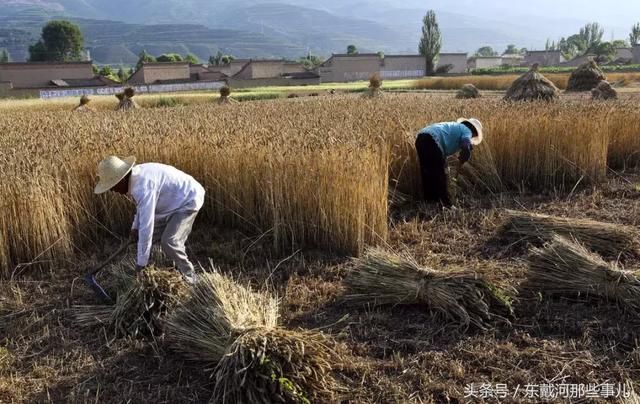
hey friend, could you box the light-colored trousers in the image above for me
[151,210,198,275]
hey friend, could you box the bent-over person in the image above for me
[94,156,205,283]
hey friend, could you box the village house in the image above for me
[0,61,117,96]
[0,61,105,89]
[227,59,319,87]
[632,45,640,63]
[500,54,525,67]
[467,56,503,70]
[317,53,468,83]
[524,50,566,67]
[437,53,469,74]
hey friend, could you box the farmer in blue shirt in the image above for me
[415,118,484,207]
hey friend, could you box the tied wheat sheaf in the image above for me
[344,247,512,330]
[165,271,341,404]
[501,210,640,259]
[1,96,639,277]
[74,266,188,337]
[527,235,640,312]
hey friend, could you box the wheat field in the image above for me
[1,94,639,277]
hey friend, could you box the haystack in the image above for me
[72,95,95,112]
[74,267,188,337]
[362,73,383,98]
[116,88,139,111]
[165,271,340,403]
[504,64,560,102]
[344,247,511,330]
[456,84,481,99]
[501,210,639,259]
[528,235,640,312]
[567,60,606,91]
[217,86,238,105]
[591,80,618,100]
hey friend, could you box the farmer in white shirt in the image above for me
[94,156,205,283]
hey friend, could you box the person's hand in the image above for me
[130,229,138,242]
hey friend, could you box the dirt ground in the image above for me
[2,171,640,403]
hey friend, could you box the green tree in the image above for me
[579,22,604,54]
[503,44,520,55]
[475,46,498,57]
[611,39,630,49]
[592,41,616,63]
[184,53,199,64]
[209,51,223,66]
[630,23,640,45]
[221,55,234,65]
[376,51,385,58]
[418,10,442,76]
[117,67,128,82]
[136,50,156,70]
[299,53,322,69]
[98,65,114,76]
[156,53,183,62]
[0,49,10,63]
[346,44,358,54]
[28,20,84,62]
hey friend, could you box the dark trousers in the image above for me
[415,133,451,206]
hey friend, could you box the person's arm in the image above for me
[458,138,473,166]
[134,188,157,270]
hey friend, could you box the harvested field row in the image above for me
[1,95,639,277]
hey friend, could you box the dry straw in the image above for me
[592,80,618,100]
[501,210,640,259]
[363,73,383,98]
[566,60,606,92]
[527,235,640,312]
[456,83,481,99]
[504,64,560,102]
[75,267,189,337]
[165,271,340,403]
[344,247,511,330]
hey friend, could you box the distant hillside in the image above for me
[0,5,310,63]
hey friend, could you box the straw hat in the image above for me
[457,118,484,145]
[94,155,136,194]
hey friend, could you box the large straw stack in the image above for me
[567,60,606,91]
[165,271,340,403]
[528,235,640,311]
[344,248,511,330]
[504,64,560,102]
[501,210,640,259]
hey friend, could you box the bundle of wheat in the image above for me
[504,64,560,102]
[592,80,618,100]
[363,73,383,98]
[116,88,139,111]
[567,60,606,91]
[217,86,237,105]
[456,84,481,99]
[74,267,188,337]
[344,247,511,330]
[501,210,639,259]
[527,235,640,311]
[72,95,95,112]
[165,271,340,403]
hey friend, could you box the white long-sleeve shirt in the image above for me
[129,163,205,266]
